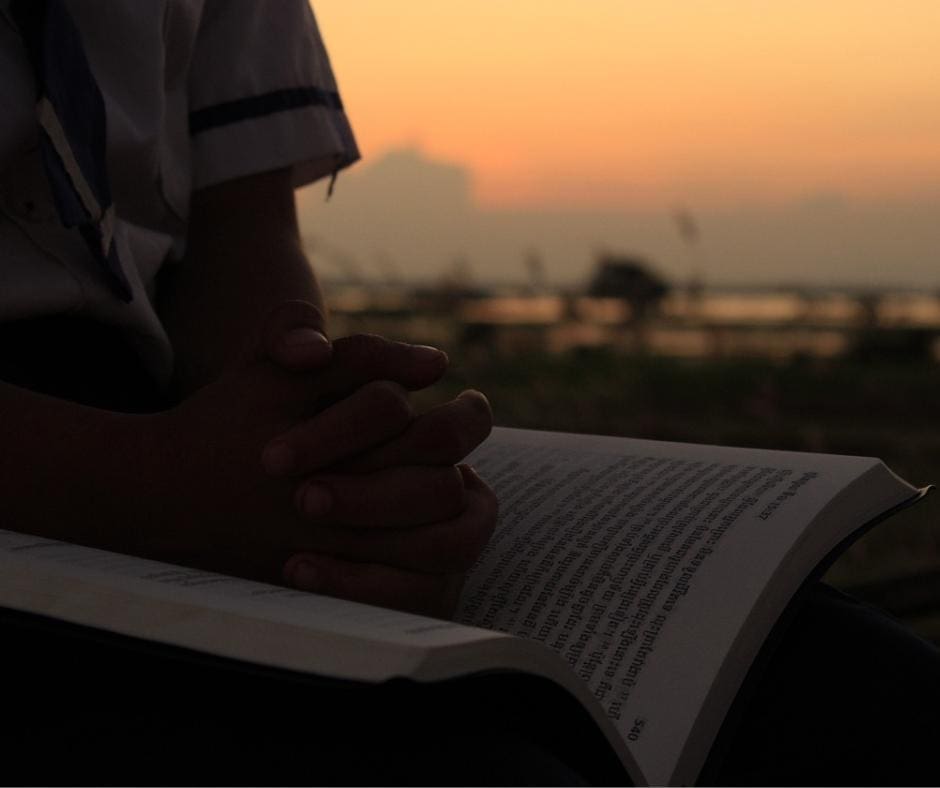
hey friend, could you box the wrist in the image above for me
[0,380,168,556]
[111,407,192,560]
[81,408,170,557]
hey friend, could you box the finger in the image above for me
[262,380,414,476]
[311,334,448,406]
[256,300,332,371]
[283,553,466,618]
[338,390,493,473]
[291,466,499,573]
[239,330,449,435]
[294,465,468,528]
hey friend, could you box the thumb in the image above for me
[254,300,332,371]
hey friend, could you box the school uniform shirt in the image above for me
[0,0,358,384]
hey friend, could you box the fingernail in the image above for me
[458,389,486,402]
[413,344,448,364]
[292,561,318,590]
[301,483,332,517]
[283,328,329,348]
[262,441,295,475]
[458,464,482,485]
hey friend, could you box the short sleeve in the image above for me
[187,1,359,190]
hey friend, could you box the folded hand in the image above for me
[259,302,499,617]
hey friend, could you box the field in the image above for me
[422,350,940,642]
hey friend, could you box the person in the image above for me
[2,3,939,785]
[0,0,498,619]
[3,3,587,783]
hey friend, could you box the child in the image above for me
[0,0,497,617]
[2,2,938,783]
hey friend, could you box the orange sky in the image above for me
[311,1,940,210]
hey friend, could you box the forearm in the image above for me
[0,381,154,554]
[157,168,326,396]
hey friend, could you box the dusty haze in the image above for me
[299,148,940,289]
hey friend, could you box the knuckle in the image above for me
[439,502,496,573]
[429,578,461,619]
[314,557,348,597]
[266,300,323,336]
[481,482,500,523]
[425,465,466,507]
[280,299,326,326]
[360,380,413,424]
[420,418,468,462]
[442,525,487,573]
[440,547,477,574]
[416,394,493,462]
[455,391,494,449]
[336,333,389,366]
[298,301,327,327]
[476,493,500,545]
[261,301,328,365]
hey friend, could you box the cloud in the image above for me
[321,147,471,215]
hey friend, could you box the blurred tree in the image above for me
[587,254,670,354]
[587,254,670,321]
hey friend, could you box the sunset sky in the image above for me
[312,1,939,211]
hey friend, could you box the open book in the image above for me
[0,427,926,785]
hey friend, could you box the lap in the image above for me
[713,583,940,786]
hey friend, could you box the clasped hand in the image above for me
[144,302,497,618]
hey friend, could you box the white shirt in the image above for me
[0,0,358,384]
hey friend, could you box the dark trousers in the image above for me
[2,317,940,785]
[713,584,940,786]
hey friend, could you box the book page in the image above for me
[0,529,507,682]
[0,525,647,783]
[457,427,916,785]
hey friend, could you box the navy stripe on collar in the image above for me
[189,86,343,135]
